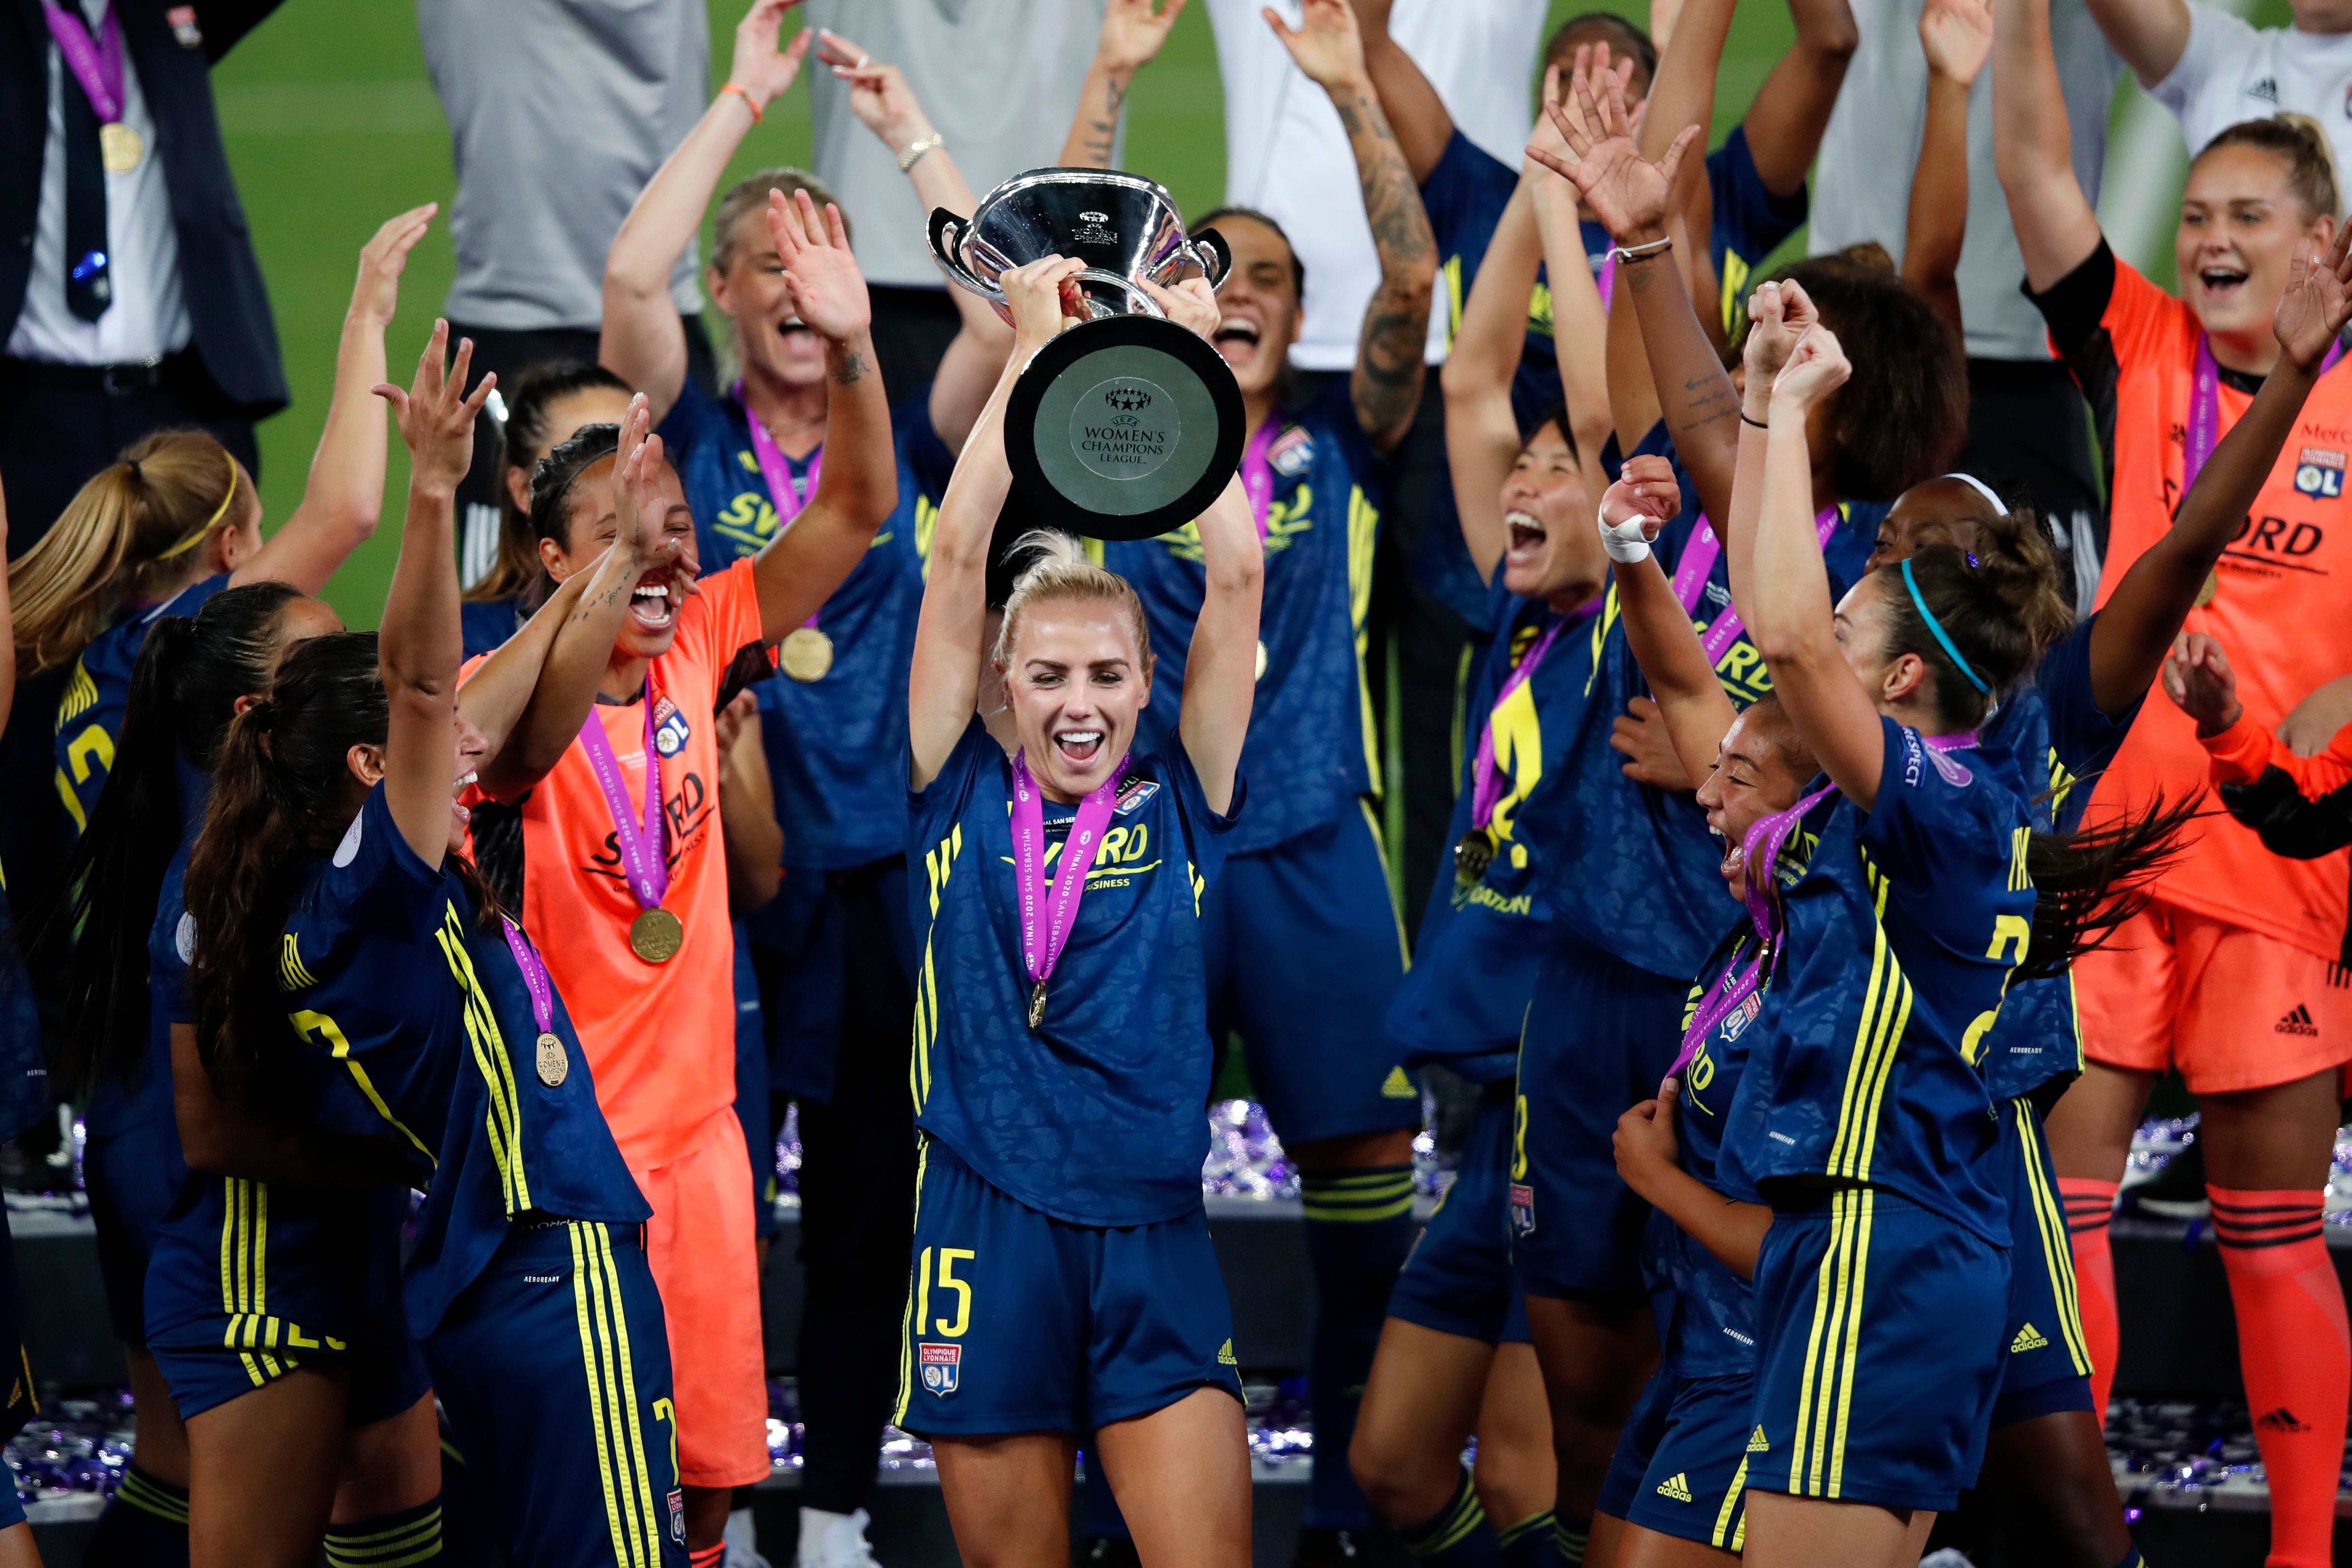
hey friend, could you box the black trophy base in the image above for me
[1004,314,1245,541]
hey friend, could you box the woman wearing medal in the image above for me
[185,324,694,1567]
[463,183,895,1559]
[1997,0,2352,1548]
[899,252,1260,1568]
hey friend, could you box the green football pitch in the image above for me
[210,0,2289,627]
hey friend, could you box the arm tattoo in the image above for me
[831,350,868,387]
[1678,377,1739,430]
[1339,85,1435,440]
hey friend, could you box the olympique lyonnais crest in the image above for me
[2294,446,2346,500]
[920,1342,961,1394]
[1509,1183,1536,1238]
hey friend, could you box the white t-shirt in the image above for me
[1208,0,1547,370]
[2150,3,2352,172]
[1810,0,2120,361]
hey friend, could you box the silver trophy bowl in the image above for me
[927,169,1243,541]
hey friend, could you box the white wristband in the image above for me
[1598,500,1652,564]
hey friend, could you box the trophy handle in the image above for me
[1070,269,1167,318]
[927,208,1001,300]
[1187,227,1233,290]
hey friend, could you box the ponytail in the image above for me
[1876,527,2074,730]
[992,529,1152,670]
[8,432,249,674]
[2014,794,2204,981]
[25,584,307,1104]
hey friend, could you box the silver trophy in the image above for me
[930,169,1243,541]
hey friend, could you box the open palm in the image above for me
[1263,0,1366,90]
[1101,0,1187,74]
[2275,225,2352,375]
[1526,52,1695,245]
[1918,0,1994,85]
[770,190,870,344]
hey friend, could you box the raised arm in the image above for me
[2090,229,2352,712]
[1529,110,1616,496]
[814,32,1016,449]
[1531,64,1727,514]
[1269,0,1437,453]
[2081,0,2191,87]
[1741,0,1861,194]
[1346,0,1454,183]
[716,694,784,914]
[374,321,495,868]
[602,0,812,424]
[1441,183,1543,584]
[236,206,434,596]
[1748,326,1887,805]
[1598,456,1741,778]
[1057,0,1190,169]
[1993,0,2104,291]
[746,191,896,641]
[1905,0,1994,337]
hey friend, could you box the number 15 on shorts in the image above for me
[916,1246,973,1395]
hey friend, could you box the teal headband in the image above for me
[1899,557,1990,694]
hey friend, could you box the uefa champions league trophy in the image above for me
[928,169,1244,541]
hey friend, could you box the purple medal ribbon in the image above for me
[576,695,669,914]
[2184,335,2347,495]
[1672,728,1980,1077]
[1238,419,1280,541]
[739,383,825,631]
[41,0,126,126]
[1468,606,1594,830]
[499,917,557,1037]
[1596,252,1617,317]
[1670,506,1841,665]
[1009,748,1131,1028]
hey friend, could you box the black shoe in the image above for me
[2122,1135,2208,1220]
[1293,1528,1363,1568]
[1077,1537,1142,1568]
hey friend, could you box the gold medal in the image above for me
[99,122,143,173]
[1255,639,1269,683]
[1027,981,1047,1029]
[629,907,685,964]
[535,1032,569,1087]
[1454,828,1496,886]
[2196,568,2219,608]
[780,625,835,682]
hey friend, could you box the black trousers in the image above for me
[750,858,918,1516]
[0,350,262,1021]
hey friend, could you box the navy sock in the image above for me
[1395,1465,1504,1568]
[85,1464,189,1567]
[1553,1510,1591,1567]
[1496,1509,1558,1568]
[1299,1164,1416,1530]
[323,1494,441,1568]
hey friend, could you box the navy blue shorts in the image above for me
[1511,943,1686,1298]
[893,1140,1244,1436]
[425,1222,687,1567]
[1598,1364,1757,1551]
[1990,1099,2095,1428]
[0,1209,30,1531]
[1388,1081,1529,1344]
[83,1119,184,1346]
[732,924,782,1241]
[1202,808,1421,1147]
[1749,1190,2007,1513]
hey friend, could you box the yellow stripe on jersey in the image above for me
[1827,859,1909,1184]
[1584,583,1622,698]
[594,1225,662,1561]
[569,1222,661,1568]
[2013,1100,2093,1375]
[913,826,963,1114]
[290,1010,437,1168]
[1357,799,1410,968]
[279,933,318,992]
[2008,826,2032,893]
[1712,1453,1749,1549]
[56,659,98,730]
[894,1138,936,1427]
[1348,484,1383,800]
[1788,1186,1874,1497]
[436,908,528,1212]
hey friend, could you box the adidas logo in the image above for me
[2257,1406,2312,1434]
[2011,1323,2049,1353]
[1381,1066,1417,1099]
[2250,76,2280,103]
[2275,1005,2319,1038]
[1655,1473,1694,1502]
[1747,1427,1770,1453]
[1217,1338,1238,1367]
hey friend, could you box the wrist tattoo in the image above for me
[831,350,868,386]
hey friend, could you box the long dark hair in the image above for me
[467,360,631,607]
[29,583,304,1103]
[2015,795,2202,981]
[185,634,496,1103]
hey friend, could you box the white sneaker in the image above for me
[1918,1552,1978,1568]
[724,1505,773,1568]
[797,1506,882,1568]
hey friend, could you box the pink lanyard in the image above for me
[1468,602,1596,830]
[2184,335,2345,494]
[41,1,125,125]
[575,694,668,914]
[1670,506,1841,664]
[739,383,824,630]
[1238,419,1280,541]
[1009,750,1132,1029]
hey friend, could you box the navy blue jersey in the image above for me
[660,379,957,872]
[1718,721,2037,1243]
[1647,928,1776,1377]
[283,785,648,1335]
[88,839,199,1148]
[54,573,229,836]
[1108,382,1382,855]
[460,597,527,660]
[905,719,1241,1227]
[0,870,45,1145]
[1511,462,1877,981]
[1974,614,2139,1103]
[1388,576,1601,1081]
